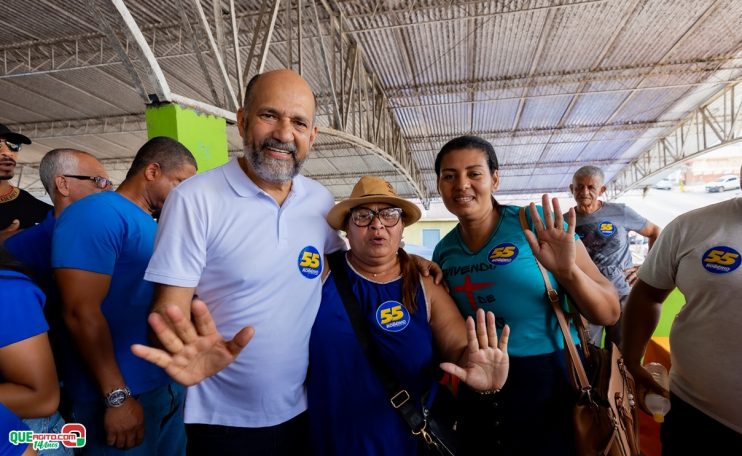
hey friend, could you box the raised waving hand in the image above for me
[131,299,254,386]
[440,309,510,392]
[523,194,577,277]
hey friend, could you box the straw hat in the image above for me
[326,176,422,230]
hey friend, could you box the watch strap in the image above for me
[104,386,132,408]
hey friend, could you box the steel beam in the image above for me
[511,8,555,131]
[4,31,736,95]
[8,114,147,140]
[170,94,238,121]
[108,0,172,101]
[177,0,222,105]
[318,127,429,207]
[229,0,244,102]
[311,0,431,207]
[8,111,676,145]
[242,0,282,88]
[89,0,150,103]
[338,0,603,26]
[607,81,742,198]
[188,0,239,110]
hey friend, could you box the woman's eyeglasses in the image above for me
[63,175,114,189]
[0,139,21,153]
[350,207,403,227]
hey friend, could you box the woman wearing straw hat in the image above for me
[307,176,510,455]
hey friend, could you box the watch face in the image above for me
[109,391,126,406]
[106,388,130,407]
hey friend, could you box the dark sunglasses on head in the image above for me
[0,139,21,153]
[63,175,114,189]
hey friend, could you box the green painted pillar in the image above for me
[145,103,228,173]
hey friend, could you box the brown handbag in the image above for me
[518,208,640,456]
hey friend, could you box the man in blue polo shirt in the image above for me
[52,137,197,455]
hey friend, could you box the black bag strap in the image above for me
[0,274,32,282]
[326,251,427,434]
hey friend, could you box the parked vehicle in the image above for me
[653,178,673,190]
[705,175,740,192]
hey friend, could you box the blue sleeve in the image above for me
[5,214,55,276]
[0,274,48,347]
[0,402,29,456]
[623,205,649,232]
[52,197,123,275]
[5,224,40,261]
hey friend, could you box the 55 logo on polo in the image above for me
[702,246,740,274]
[297,246,322,278]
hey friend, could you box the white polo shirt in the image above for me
[145,158,344,427]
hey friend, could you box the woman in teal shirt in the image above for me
[432,135,619,455]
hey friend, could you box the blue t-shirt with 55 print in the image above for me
[433,205,580,357]
[51,191,168,402]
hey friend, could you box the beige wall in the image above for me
[403,220,458,246]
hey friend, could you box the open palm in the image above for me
[523,194,576,277]
[440,309,510,392]
[131,299,254,386]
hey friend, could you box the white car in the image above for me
[653,178,673,190]
[705,175,740,192]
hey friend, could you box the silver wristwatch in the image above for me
[104,386,132,408]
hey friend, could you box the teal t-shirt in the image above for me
[433,205,579,357]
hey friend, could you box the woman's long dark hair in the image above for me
[397,248,421,314]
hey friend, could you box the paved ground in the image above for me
[617,184,740,229]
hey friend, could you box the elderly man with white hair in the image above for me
[568,165,661,348]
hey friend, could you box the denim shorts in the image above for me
[23,411,74,456]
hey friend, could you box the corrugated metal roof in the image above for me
[4,0,742,202]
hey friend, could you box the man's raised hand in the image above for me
[131,299,254,386]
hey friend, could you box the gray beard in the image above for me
[244,145,304,184]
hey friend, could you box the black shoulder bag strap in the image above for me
[326,251,431,440]
[0,274,32,282]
